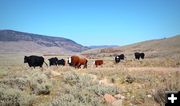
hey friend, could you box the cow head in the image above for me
[116,56,119,59]
[68,57,71,64]
[24,56,28,63]
[115,56,121,63]
[48,57,58,66]
[140,53,145,59]
[54,57,58,61]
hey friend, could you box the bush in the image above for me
[0,69,7,78]
[88,85,120,96]
[0,70,53,105]
[0,76,29,91]
[153,71,180,106]
[47,71,119,106]
[125,75,135,84]
[0,84,35,106]
[28,71,52,95]
[0,71,52,95]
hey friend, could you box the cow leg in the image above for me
[78,63,81,68]
[75,63,80,68]
[74,64,78,68]
[83,65,86,68]
[28,63,32,67]
[83,63,87,68]
[78,63,81,69]
[73,63,77,68]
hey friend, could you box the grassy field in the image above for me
[0,53,180,106]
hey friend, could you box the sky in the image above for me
[0,0,180,46]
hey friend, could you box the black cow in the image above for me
[48,57,58,66]
[115,54,125,63]
[134,52,145,60]
[134,52,140,60]
[141,53,145,59]
[57,59,66,66]
[24,55,48,68]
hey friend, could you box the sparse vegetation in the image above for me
[0,52,179,106]
[0,67,53,106]
[153,71,180,106]
[0,68,7,78]
[0,84,36,106]
[46,71,120,106]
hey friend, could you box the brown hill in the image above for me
[82,35,180,59]
[0,30,89,54]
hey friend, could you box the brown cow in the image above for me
[94,60,103,67]
[68,55,79,68]
[68,55,88,68]
[78,57,88,68]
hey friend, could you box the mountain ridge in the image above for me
[88,45,119,49]
[82,35,180,58]
[0,30,89,53]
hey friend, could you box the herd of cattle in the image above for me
[24,52,145,68]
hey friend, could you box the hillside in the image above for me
[88,45,118,49]
[82,35,180,59]
[0,30,89,54]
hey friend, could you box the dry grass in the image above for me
[84,66,180,106]
[0,53,179,106]
[82,35,180,59]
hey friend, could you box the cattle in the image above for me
[115,54,125,63]
[68,55,88,68]
[48,57,58,66]
[134,52,145,60]
[94,60,103,67]
[24,55,48,68]
[78,58,88,68]
[141,53,145,59]
[57,59,66,66]
[134,52,140,60]
[68,55,79,68]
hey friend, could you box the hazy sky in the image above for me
[0,0,180,46]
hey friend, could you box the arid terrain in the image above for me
[0,33,180,106]
[0,54,179,106]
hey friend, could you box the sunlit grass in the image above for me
[0,53,179,106]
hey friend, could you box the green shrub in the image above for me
[0,71,52,95]
[27,71,52,95]
[0,69,7,78]
[0,76,29,91]
[47,71,119,106]
[0,84,35,106]
[88,85,120,96]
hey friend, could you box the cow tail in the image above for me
[85,60,88,68]
[44,61,48,67]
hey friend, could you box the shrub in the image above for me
[47,71,119,106]
[28,71,52,95]
[153,71,180,106]
[0,70,52,95]
[0,69,7,78]
[125,75,135,84]
[0,84,35,106]
[0,76,29,91]
[88,85,120,96]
